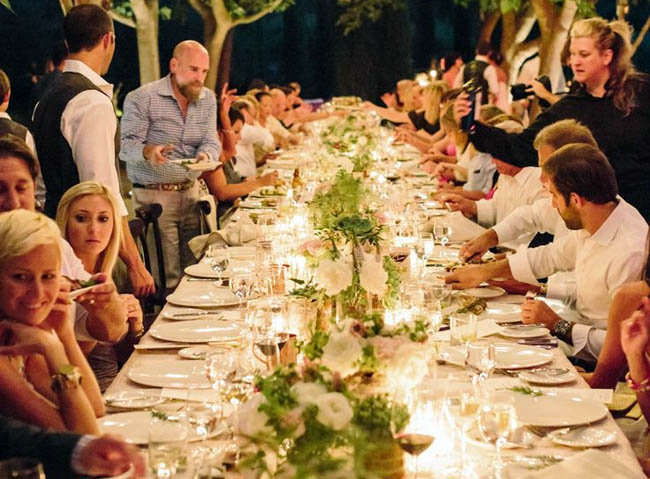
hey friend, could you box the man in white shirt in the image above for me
[446,144,648,362]
[32,4,153,297]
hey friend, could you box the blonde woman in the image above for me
[395,81,449,151]
[0,209,102,433]
[56,181,142,391]
[455,17,650,220]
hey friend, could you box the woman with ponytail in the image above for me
[455,17,650,220]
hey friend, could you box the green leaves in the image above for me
[0,0,13,13]
[336,0,406,35]
[223,0,295,19]
[353,395,409,438]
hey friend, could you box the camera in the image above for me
[510,75,552,107]
[460,78,483,132]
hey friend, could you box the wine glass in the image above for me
[477,398,517,479]
[0,458,45,479]
[395,393,435,479]
[205,346,236,419]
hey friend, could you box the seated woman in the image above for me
[0,209,103,434]
[394,81,449,151]
[589,248,650,389]
[56,181,143,392]
[203,107,279,218]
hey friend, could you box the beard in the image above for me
[176,78,203,103]
[560,207,583,230]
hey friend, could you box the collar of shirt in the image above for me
[63,59,113,98]
[157,74,207,101]
[475,55,490,63]
[0,112,10,120]
[589,197,627,246]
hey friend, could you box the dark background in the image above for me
[2,0,649,125]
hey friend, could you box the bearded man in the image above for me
[120,40,221,290]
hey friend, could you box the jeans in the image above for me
[133,183,201,290]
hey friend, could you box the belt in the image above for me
[132,181,193,192]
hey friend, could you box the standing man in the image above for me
[32,4,154,297]
[120,40,221,290]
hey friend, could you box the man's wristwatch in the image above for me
[538,283,548,296]
[51,364,82,393]
[552,319,574,345]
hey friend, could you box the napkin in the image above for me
[445,211,487,242]
[189,219,260,258]
[432,319,503,342]
[519,449,645,479]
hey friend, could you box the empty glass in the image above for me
[433,220,452,247]
[449,313,478,347]
[478,397,517,478]
[148,410,189,479]
[465,341,496,382]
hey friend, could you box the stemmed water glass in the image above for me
[477,396,518,479]
[205,346,237,419]
[465,341,496,385]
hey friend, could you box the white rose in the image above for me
[389,343,430,386]
[314,392,354,430]
[292,382,327,405]
[321,331,363,377]
[314,255,353,297]
[237,393,273,437]
[359,252,388,297]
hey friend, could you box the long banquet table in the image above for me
[104,118,646,478]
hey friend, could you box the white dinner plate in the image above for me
[464,422,536,451]
[547,426,617,448]
[127,359,210,388]
[499,325,550,339]
[170,158,218,173]
[104,390,165,409]
[166,286,240,308]
[99,411,224,445]
[515,395,608,427]
[439,343,553,370]
[484,302,522,324]
[239,198,278,209]
[518,368,577,385]
[463,286,506,299]
[184,262,230,279]
[150,319,241,343]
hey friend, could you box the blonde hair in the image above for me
[0,210,61,268]
[533,119,598,151]
[397,79,417,111]
[56,181,122,275]
[570,17,638,115]
[421,81,449,125]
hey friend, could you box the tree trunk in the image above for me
[478,10,500,47]
[205,23,231,91]
[216,29,234,95]
[534,0,576,90]
[132,0,160,84]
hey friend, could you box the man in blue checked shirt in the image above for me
[120,40,221,290]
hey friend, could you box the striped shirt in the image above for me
[120,74,221,184]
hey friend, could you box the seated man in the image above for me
[458,119,599,296]
[446,144,648,363]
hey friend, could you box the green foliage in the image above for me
[299,329,330,360]
[331,215,384,247]
[309,170,365,230]
[393,317,430,343]
[509,386,543,396]
[288,277,325,302]
[218,0,294,19]
[336,0,406,36]
[353,395,409,438]
[355,344,379,373]
[452,0,595,16]
[382,256,401,308]
[1,0,13,13]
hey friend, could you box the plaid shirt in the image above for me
[120,74,221,184]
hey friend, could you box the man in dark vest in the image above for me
[454,42,499,105]
[0,69,46,207]
[32,4,154,297]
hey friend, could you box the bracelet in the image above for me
[552,319,574,345]
[626,371,650,392]
[51,364,82,393]
[538,283,548,296]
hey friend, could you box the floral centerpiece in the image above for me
[320,115,380,172]
[236,363,409,479]
[300,171,401,319]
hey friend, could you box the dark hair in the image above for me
[64,5,113,54]
[248,78,267,91]
[228,107,245,127]
[255,91,271,102]
[278,86,293,96]
[0,69,10,101]
[0,134,40,180]
[476,41,491,56]
[442,52,462,73]
[487,50,503,65]
[51,43,68,67]
[542,144,618,205]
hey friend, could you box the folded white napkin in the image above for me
[445,211,487,242]
[432,319,503,343]
[161,388,218,403]
[189,219,260,258]
[519,449,645,479]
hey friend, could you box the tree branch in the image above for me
[110,9,136,28]
[233,0,283,26]
[514,4,536,44]
[186,0,212,19]
[632,15,650,56]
